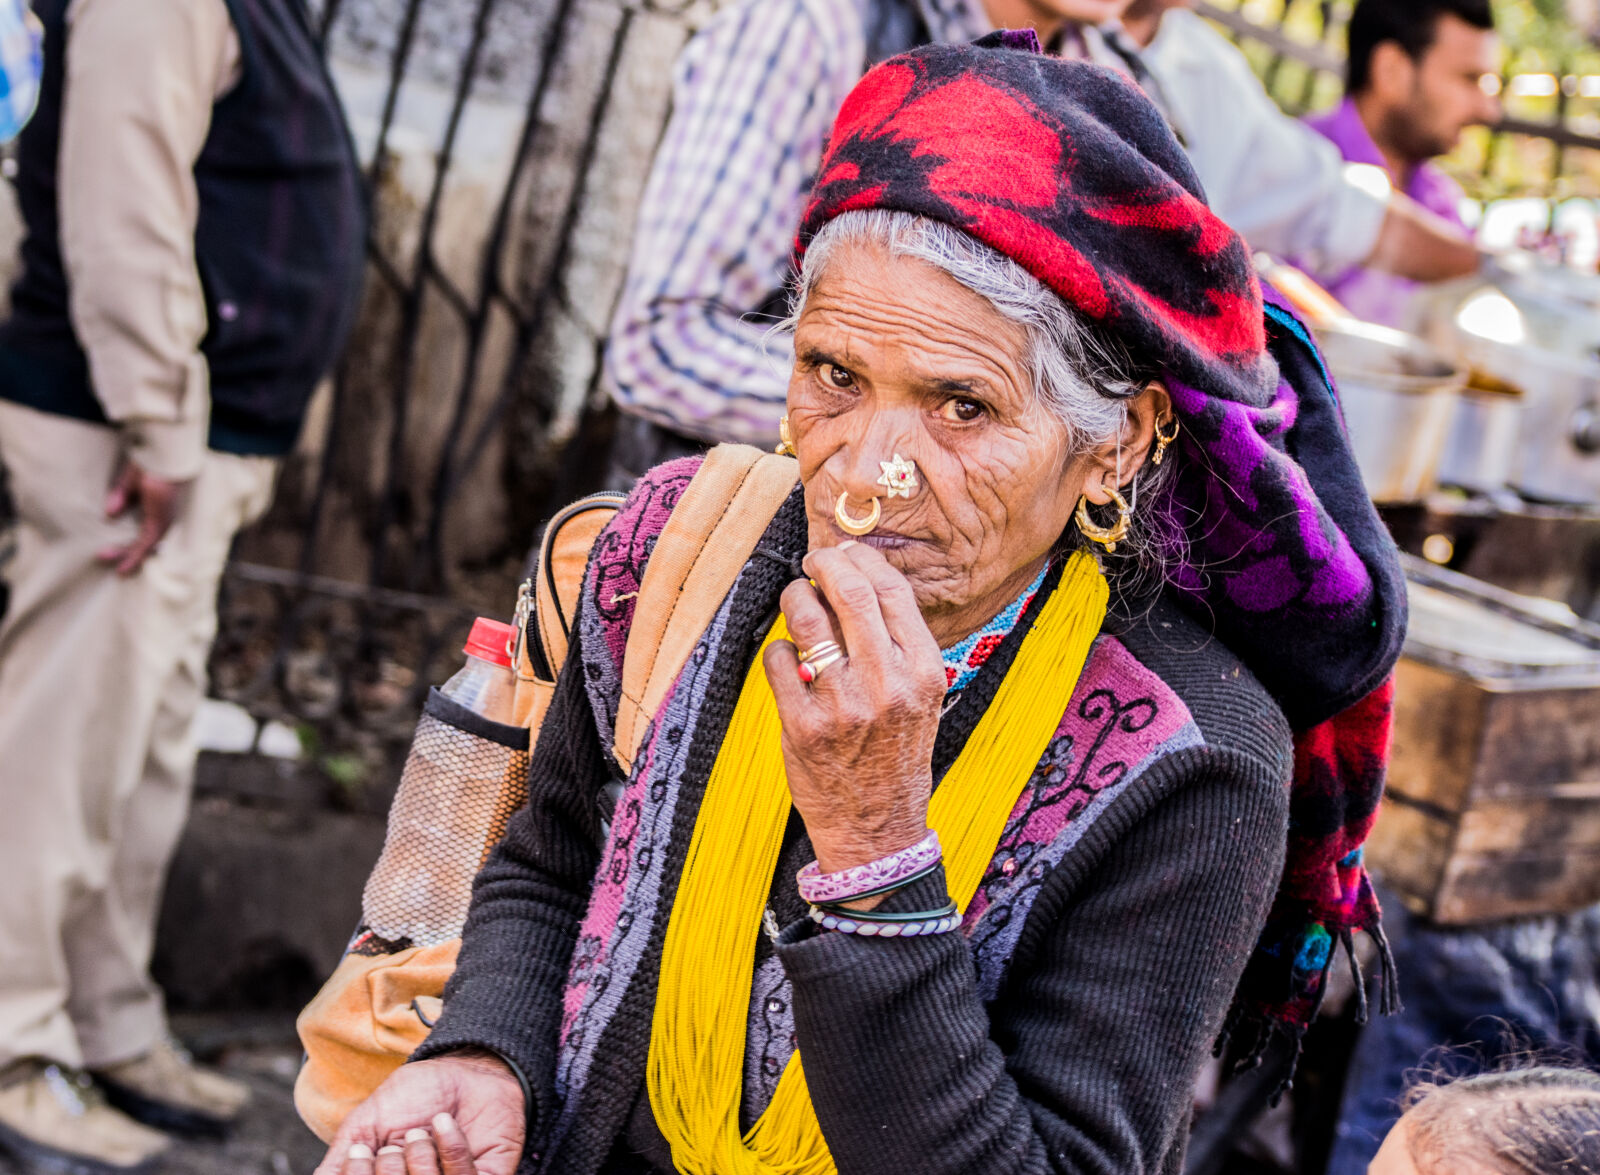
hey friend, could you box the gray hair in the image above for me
[784,209,1180,586]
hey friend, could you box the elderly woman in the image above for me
[319,32,1403,1175]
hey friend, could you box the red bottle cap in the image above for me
[463,617,516,667]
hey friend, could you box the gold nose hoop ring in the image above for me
[834,453,918,537]
[835,494,881,536]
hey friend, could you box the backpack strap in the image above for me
[611,444,799,775]
[511,491,627,732]
[535,494,628,677]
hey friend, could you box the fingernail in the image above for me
[346,1144,373,1159]
[838,540,858,549]
[404,1128,430,1143]
[377,1146,404,1155]
[432,1112,456,1133]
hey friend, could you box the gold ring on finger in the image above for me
[797,640,842,665]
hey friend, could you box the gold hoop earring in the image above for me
[776,415,797,457]
[1151,416,1180,467]
[1075,487,1132,553]
[835,492,881,536]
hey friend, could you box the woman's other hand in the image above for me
[765,541,946,875]
[312,1052,525,1175]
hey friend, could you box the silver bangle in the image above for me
[808,903,962,938]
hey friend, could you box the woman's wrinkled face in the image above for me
[787,241,1090,646]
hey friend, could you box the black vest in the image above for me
[0,0,367,457]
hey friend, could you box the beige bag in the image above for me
[295,445,799,1141]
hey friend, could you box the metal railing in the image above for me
[211,0,731,777]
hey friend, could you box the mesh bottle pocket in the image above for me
[361,688,530,947]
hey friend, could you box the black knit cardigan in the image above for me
[415,493,1293,1175]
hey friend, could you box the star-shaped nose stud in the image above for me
[876,453,919,499]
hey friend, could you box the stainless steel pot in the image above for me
[1412,272,1600,505]
[1512,357,1600,504]
[1314,321,1464,503]
[1479,252,1600,357]
[1423,297,1600,504]
[1437,378,1522,494]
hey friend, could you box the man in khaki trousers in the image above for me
[0,405,276,1168]
[0,0,366,1169]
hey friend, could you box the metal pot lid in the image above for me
[1485,250,1600,313]
[1443,286,1600,396]
[1450,267,1600,368]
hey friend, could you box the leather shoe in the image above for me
[0,1059,170,1174]
[92,1037,249,1139]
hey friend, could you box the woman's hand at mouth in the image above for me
[764,541,947,876]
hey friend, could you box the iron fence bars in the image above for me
[213,0,720,774]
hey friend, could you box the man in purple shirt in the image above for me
[1305,0,1501,327]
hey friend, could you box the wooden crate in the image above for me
[1366,559,1600,925]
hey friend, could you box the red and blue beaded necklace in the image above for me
[941,564,1049,693]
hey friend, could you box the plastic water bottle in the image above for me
[362,617,524,946]
[439,618,517,721]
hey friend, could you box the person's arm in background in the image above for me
[1367,189,1481,280]
[58,0,238,573]
[601,0,863,447]
[1146,11,1477,286]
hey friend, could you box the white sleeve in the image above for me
[59,0,240,480]
[1146,11,1388,274]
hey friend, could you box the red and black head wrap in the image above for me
[797,33,1409,1076]
[796,30,1277,411]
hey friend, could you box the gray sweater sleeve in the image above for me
[775,745,1289,1175]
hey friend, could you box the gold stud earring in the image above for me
[1075,487,1132,553]
[776,415,797,458]
[875,452,918,498]
[1151,416,1180,467]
